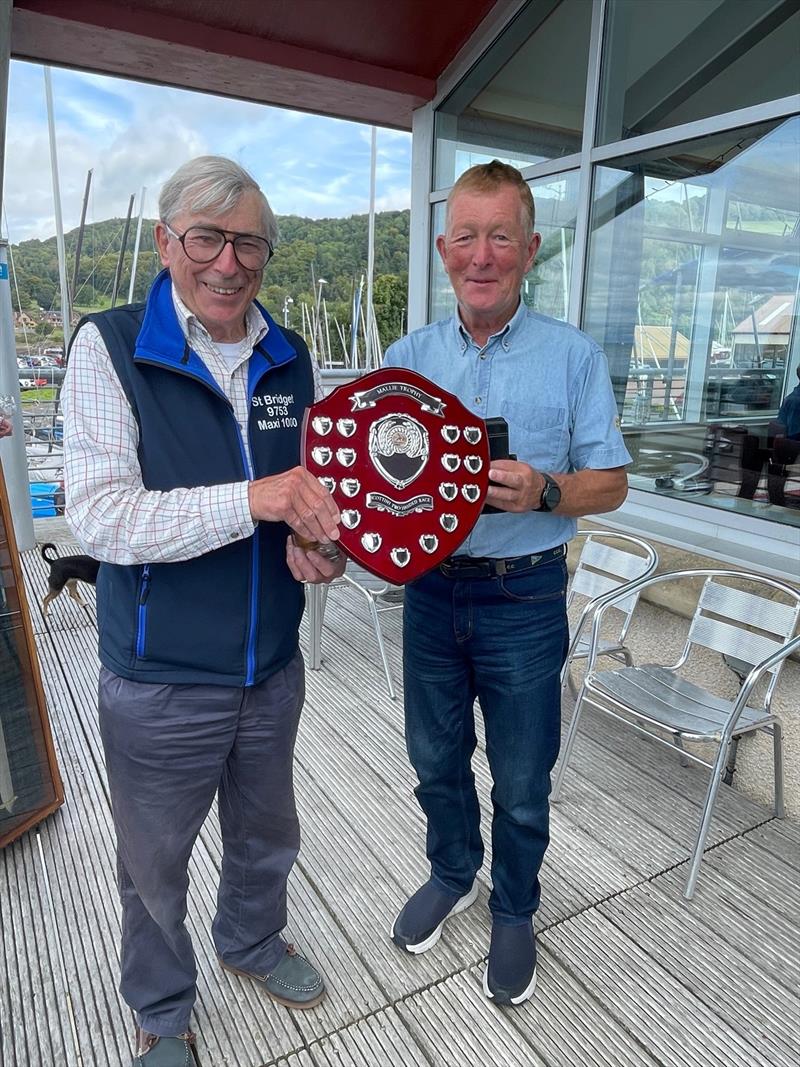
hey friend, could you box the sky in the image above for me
[2,60,412,244]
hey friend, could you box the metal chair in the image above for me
[562,531,658,693]
[316,562,404,699]
[553,568,800,899]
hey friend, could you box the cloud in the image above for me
[2,61,411,242]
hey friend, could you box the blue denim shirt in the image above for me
[383,301,631,558]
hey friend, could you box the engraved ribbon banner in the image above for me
[350,380,446,416]
[366,492,434,516]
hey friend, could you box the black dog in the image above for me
[40,542,100,615]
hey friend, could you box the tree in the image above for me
[373,273,408,348]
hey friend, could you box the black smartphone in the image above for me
[483,416,515,514]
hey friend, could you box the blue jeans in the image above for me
[403,556,568,923]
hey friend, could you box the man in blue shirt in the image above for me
[383,161,630,1006]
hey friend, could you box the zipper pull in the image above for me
[139,566,151,605]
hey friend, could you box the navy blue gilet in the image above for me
[80,270,314,686]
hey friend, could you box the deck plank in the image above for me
[543,910,780,1067]
[598,878,800,1066]
[1,545,797,1067]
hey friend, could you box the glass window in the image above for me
[583,116,800,527]
[598,0,800,145]
[434,0,592,188]
[0,478,63,849]
[429,169,580,324]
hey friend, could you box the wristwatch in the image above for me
[538,473,561,512]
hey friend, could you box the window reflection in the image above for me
[0,503,61,846]
[429,170,579,324]
[598,0,800,145]
[584,116,800,524]
[434,0,591,188]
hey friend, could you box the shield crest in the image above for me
[340,478,361,498]
[368,413,429,490]
[312,416,333,435]
[361,532,382,553]
[336,448,357,467]
[303,367,490,582]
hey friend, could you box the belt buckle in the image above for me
[495,559,508,576]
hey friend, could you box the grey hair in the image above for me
[159,156,278,246]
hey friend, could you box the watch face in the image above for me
[542,478,561,511]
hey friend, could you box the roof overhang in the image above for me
[10,0,500,129]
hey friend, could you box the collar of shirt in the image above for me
[452,298,527,354]
[170,287,269,365]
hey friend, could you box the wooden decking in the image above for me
[2,540,799,1067]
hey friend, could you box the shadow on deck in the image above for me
[1,535,798,1067]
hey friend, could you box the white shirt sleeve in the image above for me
[61,321,256,565]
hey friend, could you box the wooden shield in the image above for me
[303,367,490,582]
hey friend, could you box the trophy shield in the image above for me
[303,368,490,583]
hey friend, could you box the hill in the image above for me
[11,209,410,347]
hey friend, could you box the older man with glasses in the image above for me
[62,156,345,1067]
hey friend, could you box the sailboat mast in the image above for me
[128,185,146,304]
[111,194,135,308]
[365,126,377,369]
[71,168,92,307]
[43,66,72,351]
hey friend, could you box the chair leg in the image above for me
[683,740,729,901]
[562,665,579,699]
[306,584,323,671]
[367,597,396,700]
[722,737,739,786]
[673,733,691,769]
[551,683,588,802]
[772,721,785,819]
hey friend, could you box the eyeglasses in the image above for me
[164,223,273,270]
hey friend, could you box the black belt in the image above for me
[439,544,566,579]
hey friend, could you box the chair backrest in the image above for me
[568,532,658,641]
[344,562,405,604]
[686,575,800,699]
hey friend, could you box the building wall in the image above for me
[410,0,800,579]
[409,0,800,813]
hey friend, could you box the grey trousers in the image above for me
[98,653,305,1036]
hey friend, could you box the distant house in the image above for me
[633,326,733,369]
[731,293,795,367]
[633,326,690,367]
